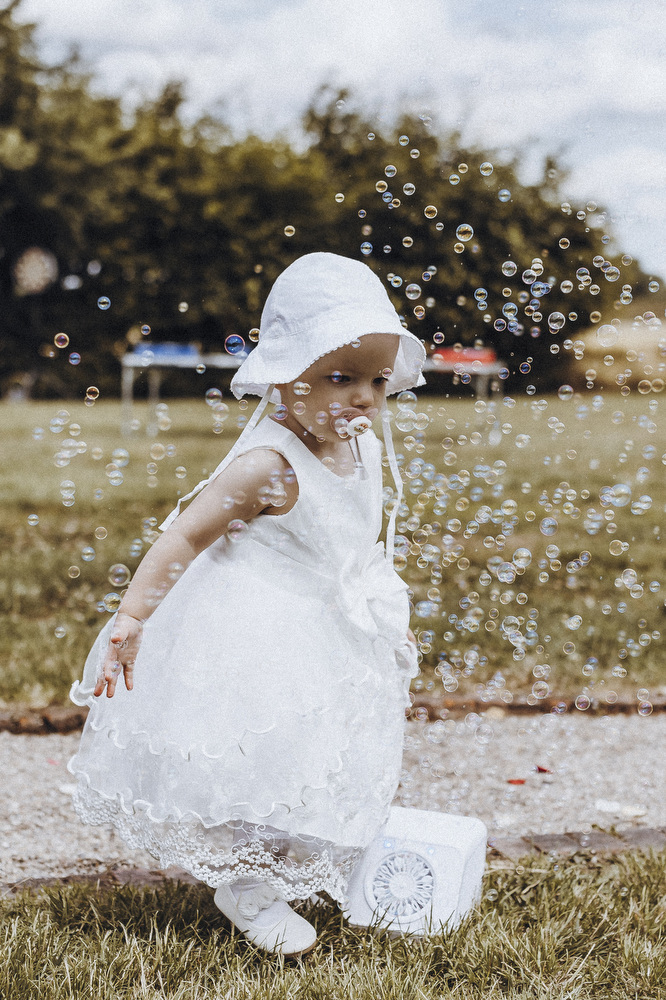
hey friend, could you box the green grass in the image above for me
[1,392,665,706]
[2,853,665,998]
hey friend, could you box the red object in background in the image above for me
[432,347,498,365]
[506,778,526,785]
[535,765,553,773]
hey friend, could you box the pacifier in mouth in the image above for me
[330,407,378,439]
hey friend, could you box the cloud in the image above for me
[18,0,666,271]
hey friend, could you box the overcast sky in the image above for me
[20,0,666,277]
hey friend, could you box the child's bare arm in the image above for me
[95,448,297,698]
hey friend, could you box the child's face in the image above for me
[276,334,399,444]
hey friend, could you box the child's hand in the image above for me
[407,627,416,646]
[94,613,143,699]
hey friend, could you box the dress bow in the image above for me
[335,543,410,648]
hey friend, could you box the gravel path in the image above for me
[2,715,664,884]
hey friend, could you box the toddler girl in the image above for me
[69,252,426,956]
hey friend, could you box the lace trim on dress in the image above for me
[72,785,361,905]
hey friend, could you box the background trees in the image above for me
[0,1,652,398]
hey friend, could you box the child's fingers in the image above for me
[94,619,143,698]
[121,660,135,691]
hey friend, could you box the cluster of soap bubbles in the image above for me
[333,134,664,716]
[382,379,663,714]
[26,121,665,741]
[205,387,231,434]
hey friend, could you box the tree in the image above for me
[0,8,653,398]
[298,88,648,391]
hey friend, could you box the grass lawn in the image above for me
[1,392,664,707]
[2,852,665,999]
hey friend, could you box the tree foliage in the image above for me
[0,2,652,398]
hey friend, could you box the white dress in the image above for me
[68,417,417,905]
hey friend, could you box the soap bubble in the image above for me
[54,332,69,348]
[103,593,121,612]
[97,296,111,310]
[557,385,574,400]
[402,183,415,196]
[479,162,493,176]
[111,448,130,468]
[384,164,397,177]
[334,193,345,203]
[540,517,558,536]
[548,312,566,331]
[108,564,131,587]
[360,242,373,255]
[227,519,248,542]
[397,390,417,409]
[424,206,438,219]
[600,484,631,508]
[498,189,511,202]
[405,284,421,300]
[283,226,295,237]
[225,334,245,355]
[206,388,223,407]
[293,381,311,395]
[502,261,517,277]
[456,223,473,242]
[596,324,619,348]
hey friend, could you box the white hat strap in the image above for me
[158,385,276,532]
[381,402,403,569]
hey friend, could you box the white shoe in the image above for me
[214,884,317,957]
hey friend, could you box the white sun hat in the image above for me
[231,252,426,400]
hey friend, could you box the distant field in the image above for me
[1,392,664,706]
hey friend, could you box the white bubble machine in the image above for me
[343,806,487,936]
